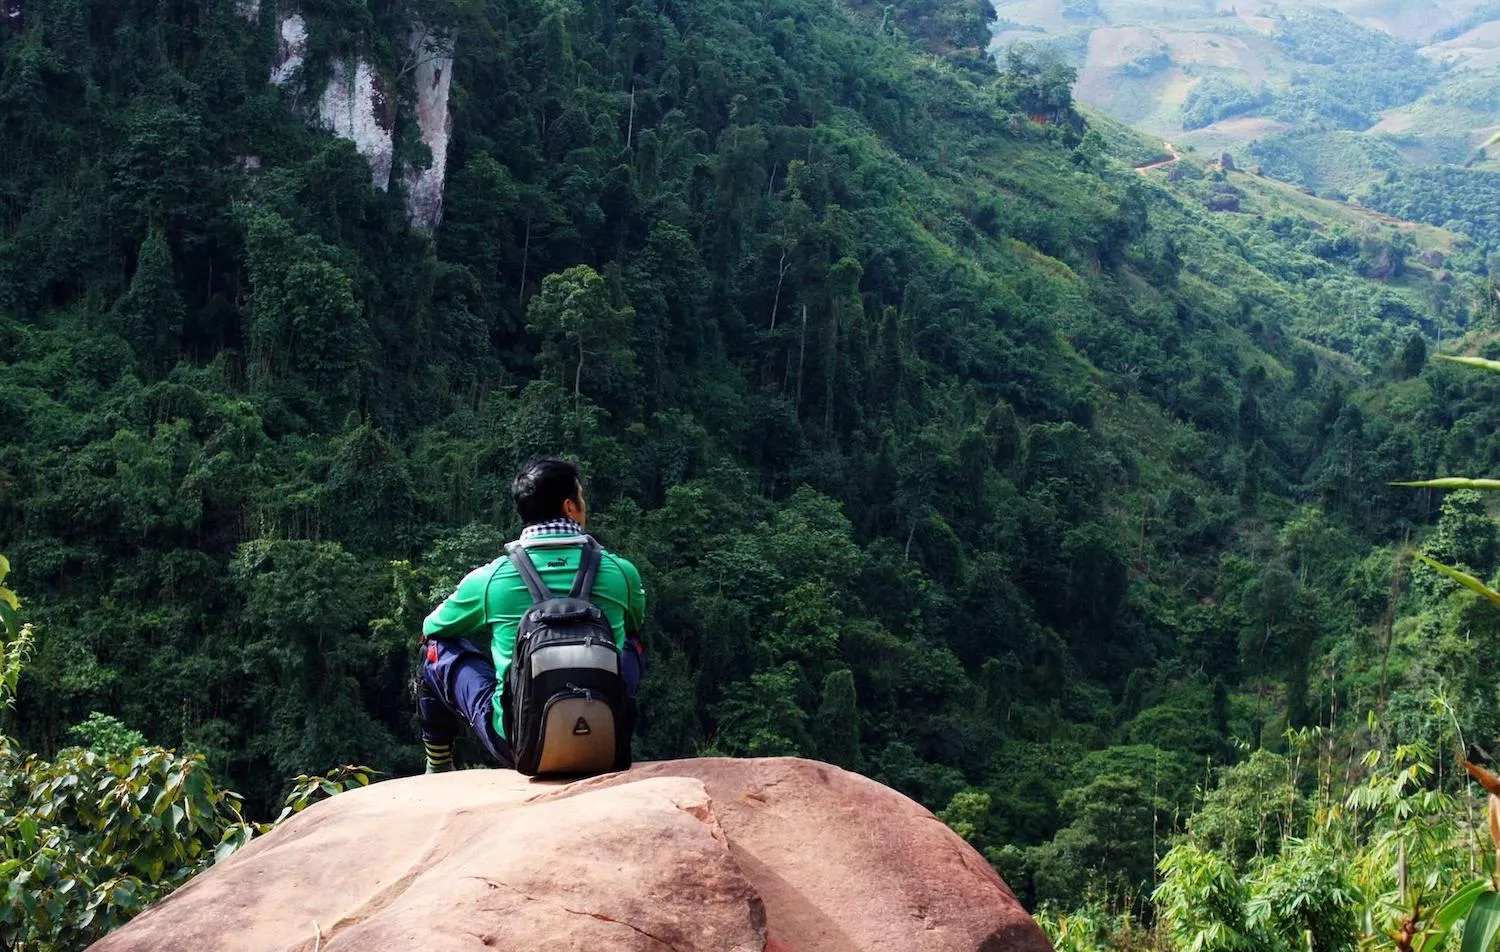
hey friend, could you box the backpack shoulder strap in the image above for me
[569,536,603,600]
[505,541,552,604]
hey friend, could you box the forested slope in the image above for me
[3,0,1500,936]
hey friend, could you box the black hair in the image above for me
[512,457,582,525]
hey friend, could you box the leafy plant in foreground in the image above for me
[1421,756,1500,952]
[0,556,374,951]
[1333,340,1500,951]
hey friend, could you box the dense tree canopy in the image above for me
[4,0,1500,947]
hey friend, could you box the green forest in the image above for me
[1366,168,1500,255]
[5,0,1500,948]
[1265,8,1440,131]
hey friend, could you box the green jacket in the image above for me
[422,530,645,740]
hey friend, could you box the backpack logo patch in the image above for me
[573,717,591,736]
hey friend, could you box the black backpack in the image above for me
[502,536,632,777]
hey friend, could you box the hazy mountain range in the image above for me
[992,0,1500,179]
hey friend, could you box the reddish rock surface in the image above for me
[90,757,1052,952]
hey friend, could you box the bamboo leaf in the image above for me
[1441,355,1500,374]
[1420,880,1491,951]
[1487,129,1500,149]
[1391,478,1500,491]
[1413,553,1500,608]
[1462,890,1500,952]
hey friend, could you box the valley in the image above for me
[993,0,1500,252]
[4,0,1500,948]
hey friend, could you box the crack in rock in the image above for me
[468,876,687,952]
[644,786,732,848]
[303,813,470,950]
[563,906,689,952]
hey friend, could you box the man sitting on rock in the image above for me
[416,457,646,772]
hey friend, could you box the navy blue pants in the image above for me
[417,637,644,768]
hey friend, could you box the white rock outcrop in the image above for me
[318,58,396,190]
[404,27,455,228]
[268,6,453,216]
[270,12,307,87]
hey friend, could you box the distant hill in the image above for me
[991,0,1500,252]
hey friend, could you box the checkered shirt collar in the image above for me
[520,518,585,539]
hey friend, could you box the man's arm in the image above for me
[622,558,646,636]
[422,563,494,640]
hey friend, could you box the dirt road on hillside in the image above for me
[1136,142,1181,174]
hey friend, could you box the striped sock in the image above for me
[424,741,454,774]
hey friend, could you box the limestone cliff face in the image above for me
[267,5,452,221]
[404,27,455,229]
[269,12,306,88]
[318,58,396,191]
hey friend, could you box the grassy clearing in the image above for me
[1177,116,1293,154]
[1078,104,1175,165]
[1229,169,1465,254]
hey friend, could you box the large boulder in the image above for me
[90,758,1051,952]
